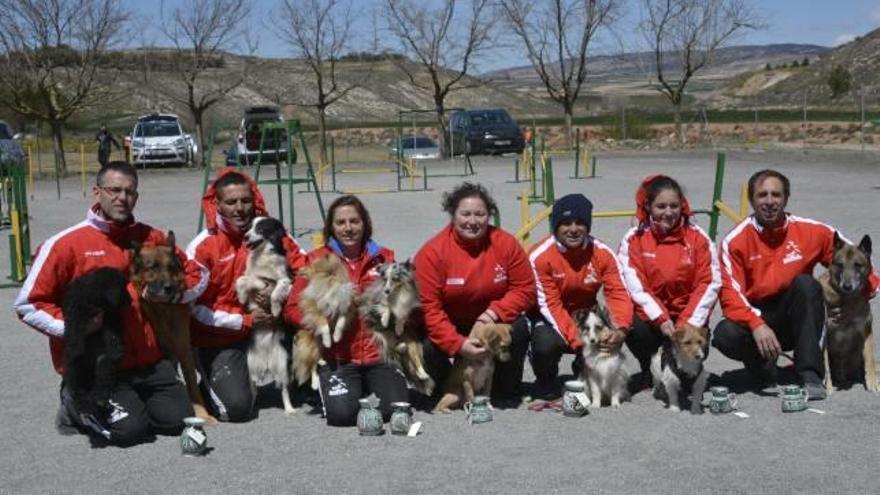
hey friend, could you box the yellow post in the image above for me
[311,231,324,249]
[522,148,530,180]
[80,142,86,197]
[11,209,24,279]
[520,189,530,246]
[27,144,33,195]
[738,182,749,219]
[582,148,590,176]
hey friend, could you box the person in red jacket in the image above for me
[714,169,880,400]
[414,182,535,404]
[618,176,721,388]
[528,193,633,399]
[284,195,408,426]
[186,168,307,421]
[14,161,200,446]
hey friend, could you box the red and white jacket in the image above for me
[414,225,536,357]
[14,206,205,374]
[618,222,720,329]
[186,168,307,348]
[529,234,633,350]
[720,214,880,331]
[283,240,393,365]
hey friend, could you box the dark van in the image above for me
[450,108,525,156]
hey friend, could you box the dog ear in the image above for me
[596,305,613,328]
[858,234,872,258]
[130,240,143,255]
[402,258,414,271]
[833,231,845,252]
[166,231,176,249]
[268,226,286,255]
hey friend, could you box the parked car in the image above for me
[450,108,525,156]
[0,121,25,169]
[130,113,196,167]
[390,135,441,160]
[237,106,291,165]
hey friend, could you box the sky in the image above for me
[122,0,880,72]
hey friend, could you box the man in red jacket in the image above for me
[14,162,200,445]
[187,169,307,421]
[714,169,880,400]
[528,193,634,399]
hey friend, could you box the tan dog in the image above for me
[650,324,709,414]
[819,233,877,393]
[434,323,512,413]
[130,232,217,425]
[292,328,323,390]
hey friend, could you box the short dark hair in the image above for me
[645,176,684,209]
[97,161,138,187]
[441,182,498,217]
[747,169,790,202]
[214,172,250,199]
[323,195,373,247]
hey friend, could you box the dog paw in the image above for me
[284,407,297,415]
[668,405,681,412]
[380,311,391,329]
[611,399,621,408]
[867,382,880,393]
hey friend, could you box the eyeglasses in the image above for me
[98,185,138,198]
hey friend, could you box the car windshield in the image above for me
[135,122,180,138]
[0,123,12,140]
[469,111,510,126]
[400,137,436,149]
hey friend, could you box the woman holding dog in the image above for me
[617,175,721,388]
[527,193,634,400]
[414,182,535,403]
[283,195,409,426]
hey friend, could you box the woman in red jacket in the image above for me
[283,195,408,426]
[618,175,721,386]
[414,182,536,403]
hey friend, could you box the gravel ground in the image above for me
[1,148,879,494]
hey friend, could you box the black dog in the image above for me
[62,268,130,415]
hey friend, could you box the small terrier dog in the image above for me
[650,324,709,414]
[359,260,434,395]
[434,323,512,413]
[819,233,877,393]
[236,216,296,414]
[574,307,629,408]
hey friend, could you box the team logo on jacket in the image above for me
[782,240,803,265]
[219,253,235,263]
[84,250,106,257]
[582,264,598,285]
[493,263,508,283]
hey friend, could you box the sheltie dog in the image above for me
[574,307,629,408]
[359,260,434,395]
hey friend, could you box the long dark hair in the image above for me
[323,195,373,247]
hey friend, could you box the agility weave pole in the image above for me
[514,151,747,249]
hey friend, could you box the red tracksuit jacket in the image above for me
[618,222,720,329]
[14,206,204,373]
[414,224,536,357]
[720,214,880,331]
[529,234,633,350]
[186,168,307,348]
[283,241,394,365]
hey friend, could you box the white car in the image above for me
[236,106,290,165]
[130,113,196,167]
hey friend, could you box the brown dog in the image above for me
[130,231,217,425]
[650,324,709,414]
[818,233,877,393]
[434,323,512,413]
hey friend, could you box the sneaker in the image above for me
[55,403,79,435]
[745,359,777,389]
[803,381,827,401]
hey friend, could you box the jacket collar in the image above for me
[327,237,383,261]
[86,204,136,236]
[751,213,790,238]
[554,234,593,253]
[450,223,490,254]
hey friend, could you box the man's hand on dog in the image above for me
[599,328,627,351]
[659,320,676,338]
[752,324,782,359]
[459,338,487,359]
[251,307,276,327]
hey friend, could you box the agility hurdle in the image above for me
[1,155,31,288]
[515,151,746,248]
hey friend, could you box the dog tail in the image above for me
[292,329,321,386]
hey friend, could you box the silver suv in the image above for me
[130,113,196,167]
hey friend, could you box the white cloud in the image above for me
[832,33,856,46]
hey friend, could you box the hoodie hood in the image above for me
[634,174,692,228]
[201,167,268,233]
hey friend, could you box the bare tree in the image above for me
[384,0,494,156]
[275,0,356,168]
[0,0,128,174]
[640,0,758,144]
[162,0,250,166]
[499,0,619,148]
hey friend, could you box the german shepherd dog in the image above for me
[574,307,629,408]
[360,260,434,395]
[235,217,296,414]
[62,268,129,415]
[130,231,217,424]
[434,323,512,413]
[819,233,877,393]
